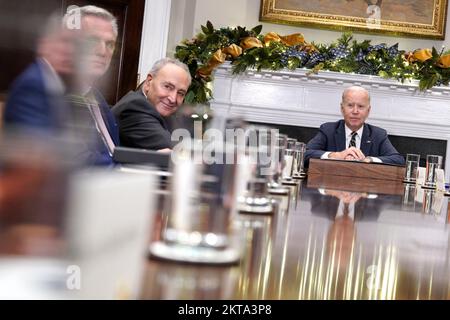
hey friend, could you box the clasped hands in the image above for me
[328,147,372,163]
[324,189,364,204]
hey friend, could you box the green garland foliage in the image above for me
[175,21,450,104]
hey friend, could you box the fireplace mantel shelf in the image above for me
[211,62,450,178]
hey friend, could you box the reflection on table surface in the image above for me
[142,178,450,300]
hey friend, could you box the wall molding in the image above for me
[138,0,172,84]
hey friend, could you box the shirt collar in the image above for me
[336,200,355,220]
[345,124,364,138]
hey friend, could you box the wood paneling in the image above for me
[306,174,405,195]
[308,158,405,181]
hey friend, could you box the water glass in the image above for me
[402,184,417,209]
[403,154,420,183]
[424,155,443,189]
[293,142,306,178]
[283,138,297,179]
[267,134,289,194]
[150,139,241,264]
[236,126,274,214]
[283,149,295,178]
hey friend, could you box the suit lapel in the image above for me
[335,120,346,151]
[138,90,170,130]
[360,123,372,155]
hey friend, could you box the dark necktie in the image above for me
[349,131,357,148]
[343,203,350,216]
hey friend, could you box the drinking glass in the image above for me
[403,153,420,183]
[267,134,289,195]
[150,139,240,264]
[293,142,306,178]
[283,138,297,180]
[423,155,443,189]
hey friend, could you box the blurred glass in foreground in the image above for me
[0,132,157,299]
[3,6,119,166]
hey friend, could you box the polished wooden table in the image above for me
[141,177,450,300]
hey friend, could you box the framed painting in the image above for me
[260,0,448,39]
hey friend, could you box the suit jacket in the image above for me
[309,194,381,221]
[112,90,172,150]
[301,187,383,221]
[4,60,66,129]
[304,120,404,166]
[4,60,119,165]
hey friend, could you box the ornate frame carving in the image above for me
[260,0,448,39]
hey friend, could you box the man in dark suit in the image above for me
[112,58,191,152]
[305,187,382,221]
[304,86,404,166]
[4,6,119,165]
[4,13,76,130]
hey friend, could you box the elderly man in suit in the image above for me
[4,5,119,165]
[304,86,404,166]
[112,58,191,152]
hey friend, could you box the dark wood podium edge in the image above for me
[307,159,406,195]
[306,174,405,195]
[308,158,405,181]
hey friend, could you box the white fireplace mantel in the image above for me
[211,62,450,179]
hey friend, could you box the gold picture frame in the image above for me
[260,0,448,39]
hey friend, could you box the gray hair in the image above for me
[342,85,371,103]
[149,58,192,86]
[63,5,118,37]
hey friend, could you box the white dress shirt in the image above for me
[335,200,355,220]
[321,124,381,162]
[344,125,363,149]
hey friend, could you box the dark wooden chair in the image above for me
[0,94,5,129]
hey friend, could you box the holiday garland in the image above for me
[175,21,450,104]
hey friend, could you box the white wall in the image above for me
[167,0,450,55]
[138,0,172,82]
[166,0,197,57]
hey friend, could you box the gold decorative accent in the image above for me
[413,49,433,62]
[438,53,450,68]
[263,32,305,46]
[197,49,227,78]
[260,0,448,40]
[240,37,264,50]
[223,44,243,59]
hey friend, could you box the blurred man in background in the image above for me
[4,5,119,165]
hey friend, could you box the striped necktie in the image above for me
[348,131,357,148]
[88,102,115,156]
[84,92,115,156]
[343,202,350,216]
